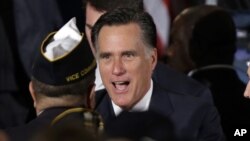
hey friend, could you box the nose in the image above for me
[112,58,126,76]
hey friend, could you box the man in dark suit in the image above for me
[83,0,214,112]
[0,1,36,128]
[166,5,250,140]
[0,16,29,129]
[4,19,102,141]
[91,8,224,141]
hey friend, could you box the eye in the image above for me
[125,53,133,58]
[123,51,136,59]
[99,53,111,60]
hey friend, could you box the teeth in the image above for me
[115,81,125,85]
[112,81,129,91]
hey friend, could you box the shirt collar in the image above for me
[94,65,105,91]
[112,79,153,116]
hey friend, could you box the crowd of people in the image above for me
[1,0,250,141]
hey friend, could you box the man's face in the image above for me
[244,66,250,98]
[85,3,105,54]
[96,23,157,109]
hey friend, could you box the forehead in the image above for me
[99,23,142,42]
[97,23,144,51]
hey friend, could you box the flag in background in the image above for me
[144,0,171,58]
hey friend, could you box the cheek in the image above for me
[85,28,94,49]
[99,62,110,72]
[85,27,91,40]
[130,60,152,85]
[244,81,250,97]
[140,59,153,73]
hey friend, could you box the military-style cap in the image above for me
[32,32,96,86]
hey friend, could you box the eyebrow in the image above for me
[121,50,137,56]
[98,50,138,58]
[99,52,112,58]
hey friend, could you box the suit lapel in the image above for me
[96,82,174,122]
[149,82,174,117]
[96,93,116,123]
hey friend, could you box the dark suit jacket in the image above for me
[154,63,214,102]
[96,83,224,141]
[5,107,89,141]
[96,63,225,141]
[0,16,32,129]
[190,66,250,140]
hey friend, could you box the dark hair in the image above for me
[31,71,94,97]
[91,8,156,51]
[169,6,222,52]
[189,10,236,66]
[83,0,144,12]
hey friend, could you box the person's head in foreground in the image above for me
[30,18,96,114]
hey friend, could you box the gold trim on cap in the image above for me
[51,107,104,132]
[40,32,85,62]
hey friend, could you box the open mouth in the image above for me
[112,81,130,93]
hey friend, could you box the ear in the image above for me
[151,48,158,71]
[29,81,37,107]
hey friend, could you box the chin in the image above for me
[114,98,129,108]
